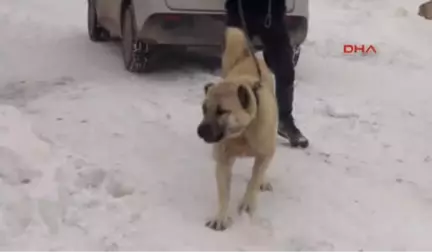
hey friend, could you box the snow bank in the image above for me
[0,105,51,240]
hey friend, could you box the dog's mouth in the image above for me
[201,131,224,143]
[225,126,245,138]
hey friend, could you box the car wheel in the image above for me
[122,5,156,73]
[87,0,110,42]
[292,45,301,67]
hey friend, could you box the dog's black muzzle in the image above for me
[197,122,224,143]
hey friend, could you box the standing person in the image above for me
[224,0,309,148]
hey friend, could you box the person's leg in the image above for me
[225,7,258,37]
[259,19,309,148]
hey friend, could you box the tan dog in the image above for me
[197,27,278,231]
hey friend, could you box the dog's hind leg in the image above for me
[258,152,275,192]
[259,180,273,192]
[258,159,274,191]
[206,157,235,231]
[238,155,273,216]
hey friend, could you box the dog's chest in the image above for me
[225,137,254,157]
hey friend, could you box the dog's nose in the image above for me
[197,123,212,139]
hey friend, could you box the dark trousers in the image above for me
[226,13,295,122]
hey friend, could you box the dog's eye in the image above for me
[216,106,228,116]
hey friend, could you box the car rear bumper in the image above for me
[136,13,308,47]
[137,14,225,46]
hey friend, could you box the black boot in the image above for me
[277,115,309,148]
[276,83,309,148]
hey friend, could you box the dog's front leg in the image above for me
[206,157,235,231]
[238,155,272,216]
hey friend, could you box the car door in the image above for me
[164,0,294,12]
[164,0,224,11]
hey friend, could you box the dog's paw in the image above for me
[259,182,273,192]
[238,197,257,216]
[205,217,232,231]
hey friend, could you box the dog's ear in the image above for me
[204,82,214,94]
[237,85,250,109]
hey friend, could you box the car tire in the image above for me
[122,5,156,73]
[87,0,110,42]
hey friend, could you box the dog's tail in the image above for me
[221,27,252,78]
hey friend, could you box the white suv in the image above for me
[87,0,309,73]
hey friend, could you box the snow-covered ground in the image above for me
[0,0,432,250]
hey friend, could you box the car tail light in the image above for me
[163,15,182,21]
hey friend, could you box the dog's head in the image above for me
[197,78,258,143]
[419,2,428,18]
